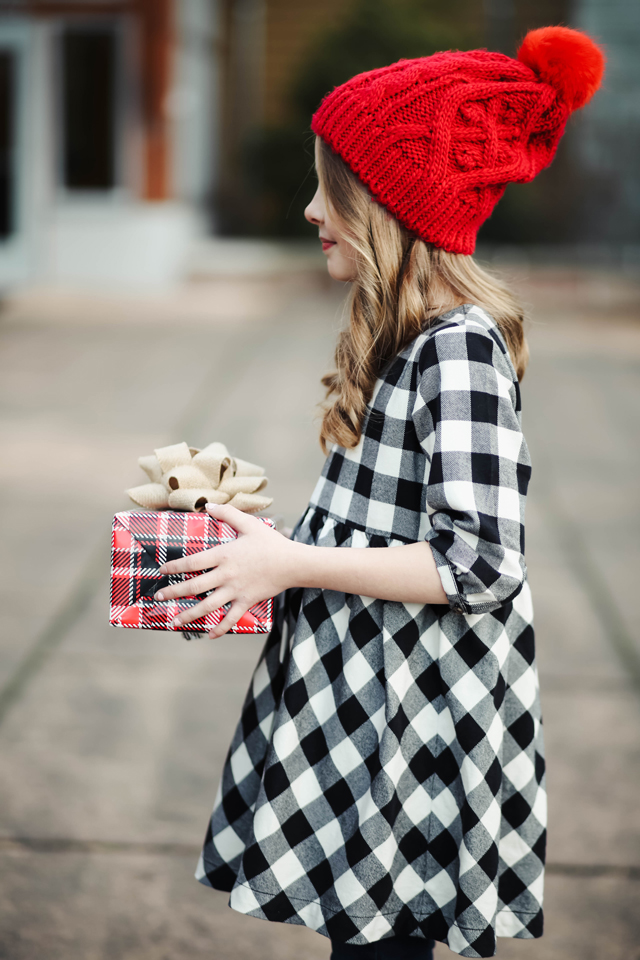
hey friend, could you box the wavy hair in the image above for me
[316,137,529,453]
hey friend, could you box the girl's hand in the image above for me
[154,503,297,637]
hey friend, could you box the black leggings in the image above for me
[330,936,435,960]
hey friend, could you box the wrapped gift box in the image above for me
[110,510,274,635]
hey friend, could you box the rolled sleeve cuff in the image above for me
[426,537,514,615]
[428,542,472,614]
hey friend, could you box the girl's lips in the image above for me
[321,239,336,252]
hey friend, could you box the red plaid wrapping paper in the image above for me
[110,510,275,635]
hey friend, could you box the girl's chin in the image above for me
[326,253,356,282]
[327,263,354,282]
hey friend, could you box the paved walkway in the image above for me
[0,265,638,959]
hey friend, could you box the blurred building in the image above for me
[1,0,637,290]
[574,0,640,244]
[0,0,217,289]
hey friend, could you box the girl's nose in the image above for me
[304,187,324,226]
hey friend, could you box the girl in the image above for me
[155,27,604,959]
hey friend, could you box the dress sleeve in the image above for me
[411,320,531,614]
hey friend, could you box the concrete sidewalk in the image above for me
[0,266,639,959]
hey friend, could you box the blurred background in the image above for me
[0,0,638,288]
[0,1,639,959]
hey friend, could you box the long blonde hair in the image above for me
[316,138,528,453]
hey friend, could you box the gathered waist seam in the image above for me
[302,504,417,545]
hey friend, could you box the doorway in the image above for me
[0,20,30,287]
[60,24,119,192]
[0,48,16,239]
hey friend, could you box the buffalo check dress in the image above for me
[196,305,546,958]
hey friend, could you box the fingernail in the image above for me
[172,617,181,628]
[155,591,164,601]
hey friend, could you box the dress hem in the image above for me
[199,873,543,927]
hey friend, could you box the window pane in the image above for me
[0,49,15,237]
[62,27,116,190]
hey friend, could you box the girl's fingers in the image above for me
[159,546,220,576]
[172,588,234,628]
[208,601,248,638]
[155,569,220,602]
[205,502,260,535]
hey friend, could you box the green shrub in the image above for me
[246,0,480,236]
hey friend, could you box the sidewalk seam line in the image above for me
[537,485,640,695]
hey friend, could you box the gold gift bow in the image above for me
[126,441,273,514]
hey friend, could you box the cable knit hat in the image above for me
[311,27,605,255]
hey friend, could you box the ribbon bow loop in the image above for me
[126,442,273,514]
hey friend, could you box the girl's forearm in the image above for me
[286,540,449,605]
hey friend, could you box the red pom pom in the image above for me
[517,26,605,111]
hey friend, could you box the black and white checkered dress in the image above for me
[196,305,546,958]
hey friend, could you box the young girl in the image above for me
[155,27,604,959]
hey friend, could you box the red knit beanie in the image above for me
[311,27,605,255]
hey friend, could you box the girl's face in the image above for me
[305,185,358,282]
